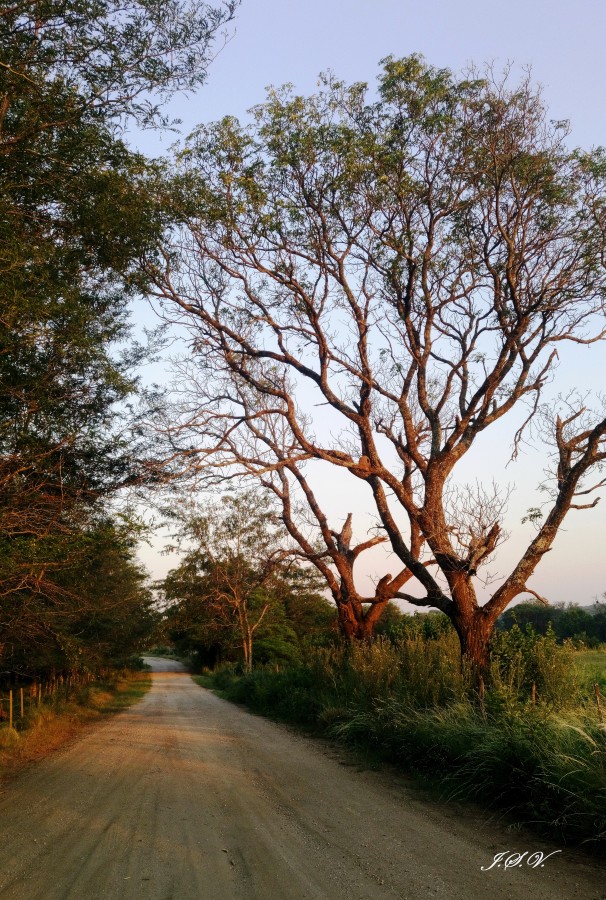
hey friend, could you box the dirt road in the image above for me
[0,658,603,900]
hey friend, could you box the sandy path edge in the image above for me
[0,656,601,900]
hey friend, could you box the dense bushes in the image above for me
[498,601,606,647]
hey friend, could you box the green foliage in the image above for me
[0,516,157,679]
[0,0,239,131]
[489,624,578,710]
[498,601,606,647]
[162,491,337,670]
[376,607,453,641]
[0,0,235,679]
[282,576,338,646]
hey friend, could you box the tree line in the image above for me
[497,601,606,647]
[157,490,606,671]
[0,0,238,682]
[3,2,606,686]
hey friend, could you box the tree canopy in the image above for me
[161,491,334,670]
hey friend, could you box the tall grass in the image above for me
[206,630,606,850]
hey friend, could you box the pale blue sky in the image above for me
[134,0,606,607]
[146,0,606,152]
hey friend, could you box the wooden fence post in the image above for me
[9,690,13,730]
[20,688,24,719]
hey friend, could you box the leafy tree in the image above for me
[0,0,238,674]
[497,602,555,637]
[593,601,606,643]
[147,55,606,681]
[0,0,239,518]
[551,605,595,644]
[0,515,156,678]
[0,0,238,131]
[281,571,338,646]
[498,600,606,646]
[162,491,333,670]
[56,517,158,670]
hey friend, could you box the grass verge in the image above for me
[0,671,151,780]
[197,637,606,853]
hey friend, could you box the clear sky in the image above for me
[134,0,606,607]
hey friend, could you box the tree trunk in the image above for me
[246,629,253,674]
[452,610,494,690]
[241,630,253,674]
[336,599,387,642]
[337,603,358,640]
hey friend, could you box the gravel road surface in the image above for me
[0,657,603,899]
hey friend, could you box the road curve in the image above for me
[0,657,603,899]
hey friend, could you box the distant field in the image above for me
[575,648,606,691]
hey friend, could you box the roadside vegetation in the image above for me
[0,0,235,697]
[164,491,606,852]
[195,617,606,851]
[0,667,151,780]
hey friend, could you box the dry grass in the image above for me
[0,672,151,781]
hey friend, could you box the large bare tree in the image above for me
[146,56,606,677]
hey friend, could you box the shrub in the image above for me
[489,624,579,711]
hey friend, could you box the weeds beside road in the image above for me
[198,631,606,852]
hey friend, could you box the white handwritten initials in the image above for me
[481,850,562,871]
